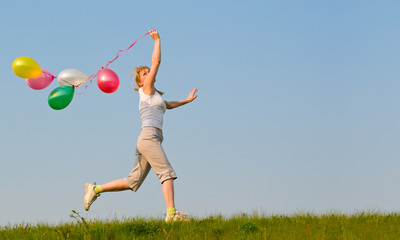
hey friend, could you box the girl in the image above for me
[84,30,198,222]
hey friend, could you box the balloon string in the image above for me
[76,31,151,95]
[42,71,56,80]
[106,32,150,68]
[76,73,98,95]
[59,78,73,86]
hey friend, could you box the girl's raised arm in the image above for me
[142,30,161,95]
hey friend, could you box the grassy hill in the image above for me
[1,210,400,239]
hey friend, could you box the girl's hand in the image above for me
[186,88,198,103]
[149,30,160,41]
[164,89,198,109]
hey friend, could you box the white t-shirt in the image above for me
[138,88,166,129]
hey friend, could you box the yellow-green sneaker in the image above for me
[84,183,100,211]
[165,210,189,222]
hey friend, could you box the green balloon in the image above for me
[48,86,74,110]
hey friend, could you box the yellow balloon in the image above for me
[12,56,42,79]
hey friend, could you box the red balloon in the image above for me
[97,68,119,93]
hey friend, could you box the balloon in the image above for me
[26,69,55,90]
[12,56,42,79]
[57,69,88,87]
[48,86,74,110]
[97,68,119,93]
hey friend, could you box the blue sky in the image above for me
[1,0,400,225]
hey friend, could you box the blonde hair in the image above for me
[132,65,164,95]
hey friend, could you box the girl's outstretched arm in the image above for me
[142,30,161,95]
[165,88,198,109]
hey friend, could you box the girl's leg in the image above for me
[84,143,151,211]
[99,179,131,192]
[162,179,175,208]
[137,128,182,219]
[84,179,130,211]
[99,150,151,193]
[162,179,188,221]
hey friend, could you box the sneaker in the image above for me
[84,183,100,211]
[165,210,189,222]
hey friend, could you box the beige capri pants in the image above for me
[124,126,177,191]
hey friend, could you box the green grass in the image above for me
[1,210,400,239]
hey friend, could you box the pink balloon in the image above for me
[26,69,55,90]
[97,68,119,93]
